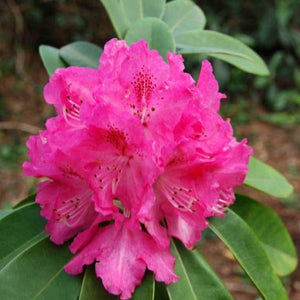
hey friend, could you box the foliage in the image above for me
[197,0,300,126]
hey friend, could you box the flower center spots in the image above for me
[131,66,156,105]
[53,190,92,225]
[157,176,199,212]
[129,66,157,124]
[106,126,128,153]
[63,95,84,127]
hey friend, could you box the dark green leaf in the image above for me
[0,232,47,271]
[0,202,46,269]
[131,271,155,300]
[60,41,102,69]
[34,267,82,300]
[154,282,170,300]
[166,239,233,300]
[232,195,297,276]
[78,266,117,300]
[244,157,293,198]
[0,237,81,300]
[125,17,175,60]
[79,266,155,300]
[176,30,270,76]
[163,0,206,36]
[39,45,67,76]
[100,0,166,39]
[13,193,36,209]
[209,210,288,300]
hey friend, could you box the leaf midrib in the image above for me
[209,220,287,300]
[170,7,194,33]
[0,231,47,270]
[177,47,256,62]
[62,48,95,67]
[169,239,197,300]
[32,266,65,300]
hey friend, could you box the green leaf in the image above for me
[0,209,12,220]
[232,195,297,276]
[125,17,175,60]
[79,265,154,300]
[209,210,288,300]
[0,237,81,300]
[131,271,155,300]
[244,156,293,198]
[79,266,117,300]
[100,0,131,38]
[154,282,170,300]
[0,203,46,270]
[13,193,36,209]
[166,239,233,300]
[39,45,67,76]
[60,41,103,69]
[163,0,206,36]
[176,30,270,76]
[100,0,166,39]
[125,0,166,24]
[0,232,47,271]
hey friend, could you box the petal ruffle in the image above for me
[65,219,177,299]
[196,60,226,111]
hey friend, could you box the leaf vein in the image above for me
[171,239,197,300]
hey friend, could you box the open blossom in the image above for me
[23,38,252,299]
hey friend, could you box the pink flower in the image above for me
[24,38,252,299]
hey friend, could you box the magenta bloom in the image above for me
[24,39,252,299]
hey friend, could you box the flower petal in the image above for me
[196,60,226,111]
[36,179,96,244]
[65,219,178,299]
[44,66,100,126]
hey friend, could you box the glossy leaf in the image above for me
[79,266,117,300]
[0,202,46,270]
[39,45,66,76]
[244,156,293,198]
[163,0,206,36]
[60,41,102,69]
[131,271,155,300]
[78,265,155,300]
[125,17,175,60]
[0,237,81,300]
[209,210,288,300]
[100,0,166,39]
[232,194,297,276]
[176,30,270,76]
[166,239,233,300]
[154,282,170,300]
[0,232,47,271]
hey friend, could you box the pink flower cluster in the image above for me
[24,39,252,299]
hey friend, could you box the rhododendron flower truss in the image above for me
[24,38,252,299]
